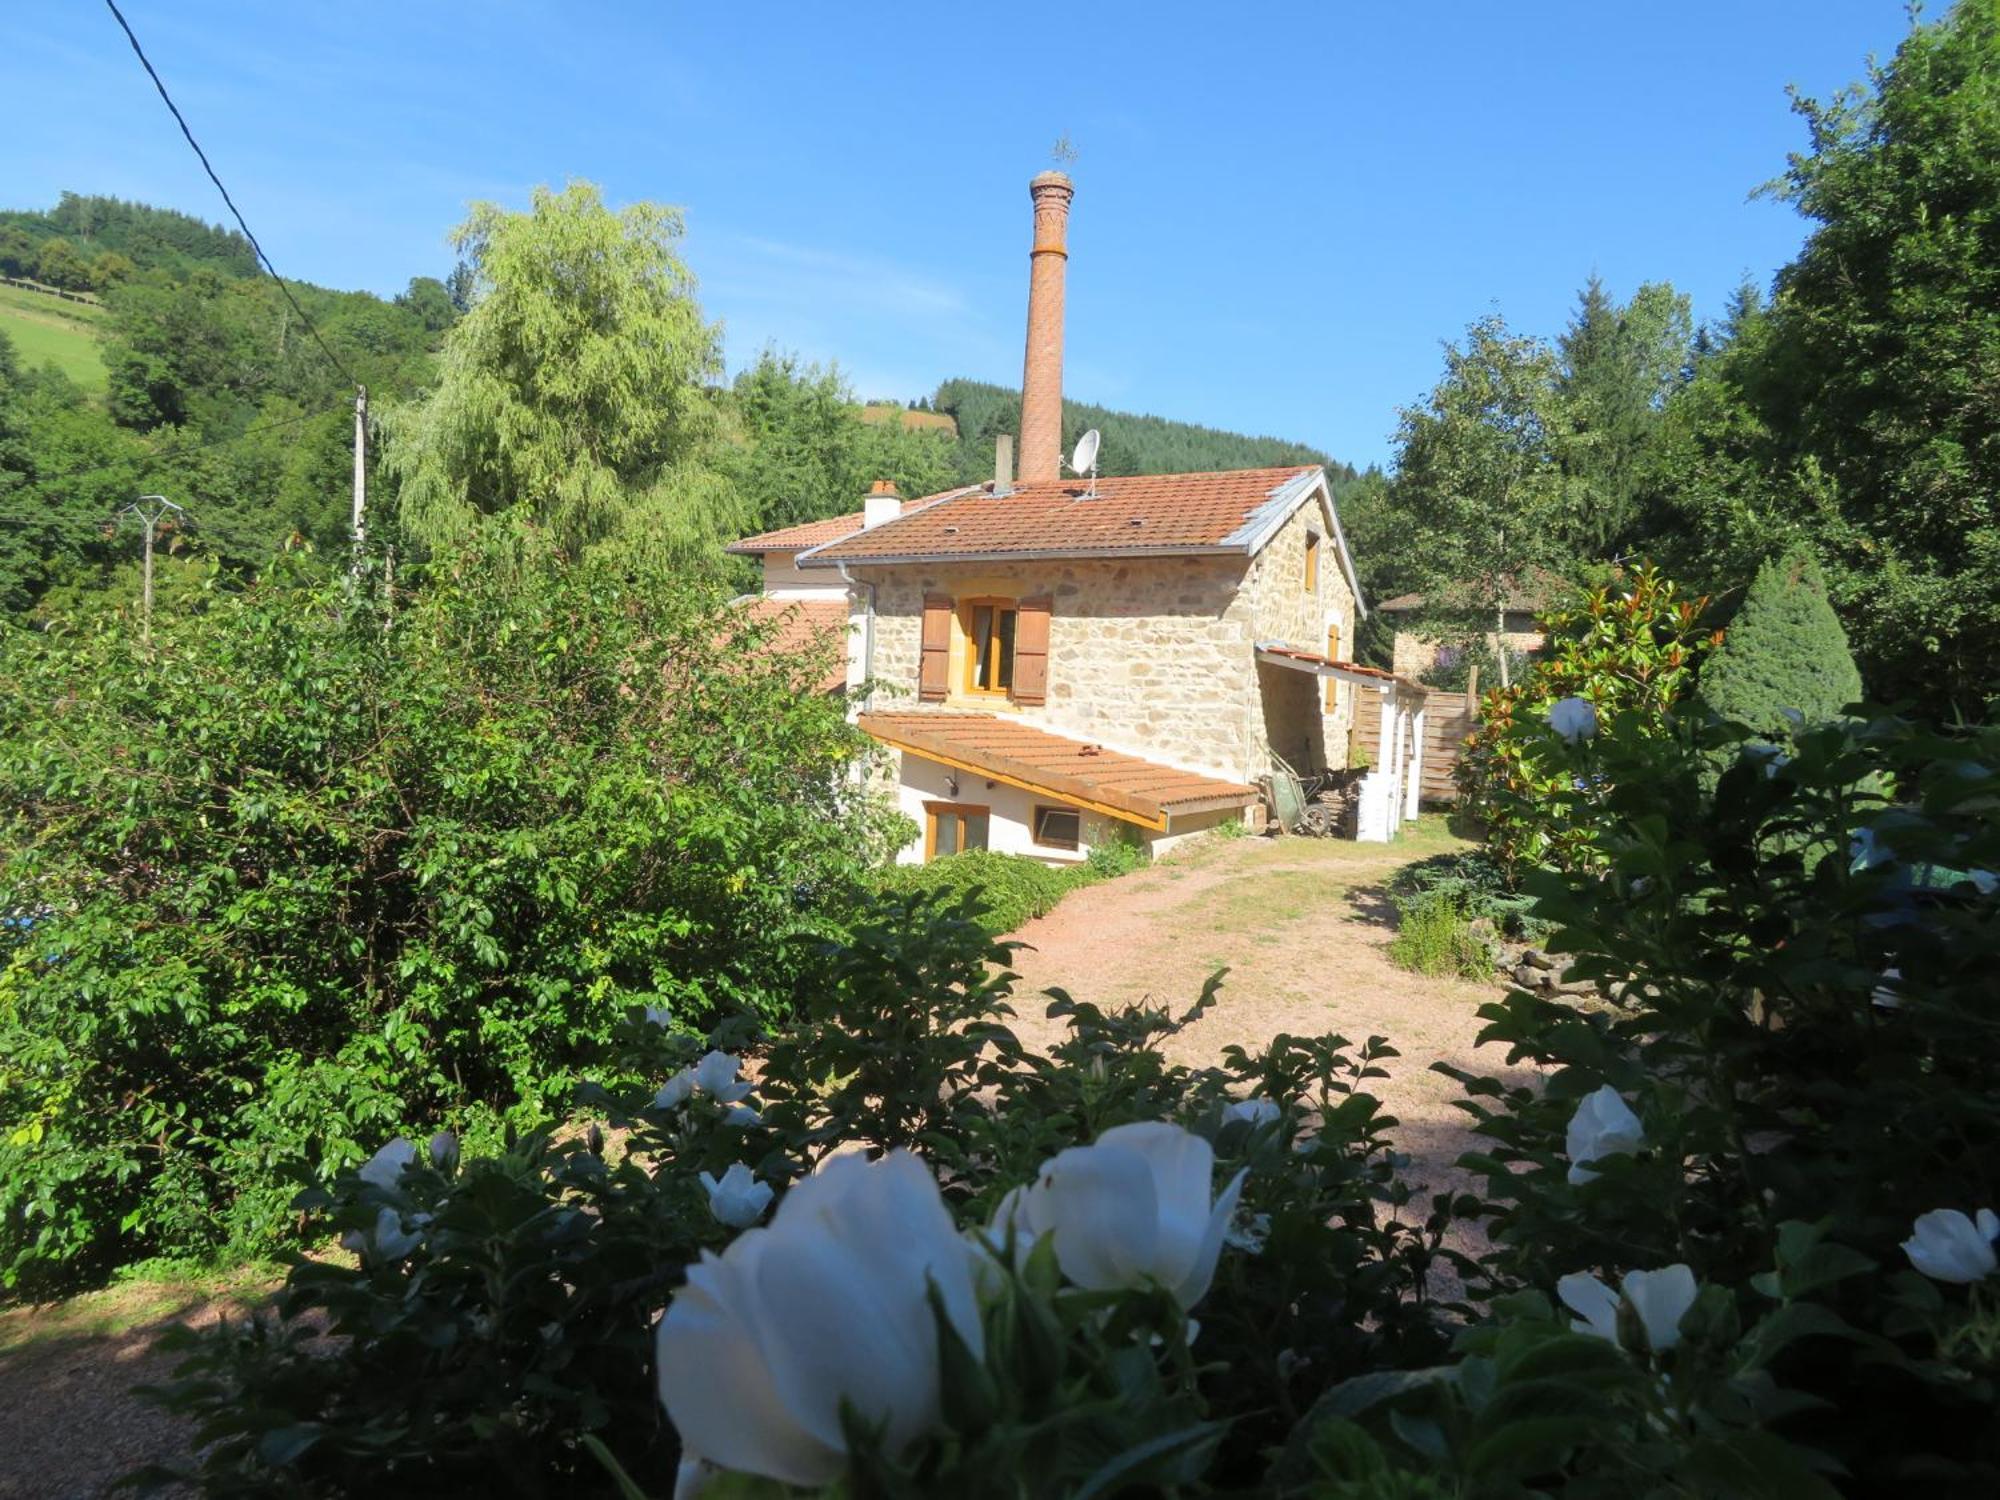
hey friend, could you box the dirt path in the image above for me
[0,1278,264,1499]
[1002,820,1534,1242]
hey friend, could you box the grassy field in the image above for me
[0,281,109,393]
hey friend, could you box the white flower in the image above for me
[1558,1265,1697,1352]
[723,1104,762,1129]
[654,1071,695,1110]
[1565,1085,1644,1185]
[1903,1208,2000,1284]
[1221,1098,1281,1129]
[656,1149,983,1490]
[701,1163,774,1228]
[342,1206,425,1263]
[357,1137,418,1191]
[692,1050,754,1104]
[644,1005,673,1028]
[989,1120,1247,1310]
[1548,696,1598,742]
[428,1130,458,1170]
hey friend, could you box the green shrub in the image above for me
[1698,545,1862,736]
[0,531,901,1289]
[1386,890,1494,979]
[876,850,1075,934]
[1457,563,1715,879]
[1437,710,2000,1492]
[1084,825,1152,874]
[1387,847,1546,941]
[138,892,1463,1497]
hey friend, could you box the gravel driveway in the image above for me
[1001,819,1534,1237]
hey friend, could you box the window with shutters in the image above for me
[923,803,990,861]
[960,598,1017,697]
[1325,623,1342,712]
[1304,531,1321,595]
[940,594,1051,707]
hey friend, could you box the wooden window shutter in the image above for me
[919,595,952,701]
[1012,596,1052,705]
[1325,623,1341,711]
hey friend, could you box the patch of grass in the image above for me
[0,283,108,392]
[1199,865,1355,932]
[0,1264,268,1356]
[1386,890,1495,980]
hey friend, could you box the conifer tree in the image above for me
[1698,547,1862,735]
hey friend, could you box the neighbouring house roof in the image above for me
[799,465,1358,587]
[1255,642,1428,696]
[734,596,849,693]
[725,489,977,556]
[857,710,1258,831]
[1377,570,1558,616]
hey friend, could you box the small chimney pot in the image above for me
[862,480,903,530]
[994,433,1014,494]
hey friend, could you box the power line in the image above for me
[102,0,360,391]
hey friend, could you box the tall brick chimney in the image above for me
[1018,171,1073,483]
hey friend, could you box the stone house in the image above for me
[726,173,1430,863]
[1377,587,1549,683]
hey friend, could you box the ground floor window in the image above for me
[1032,804,1081,851]
[924,802,990,860]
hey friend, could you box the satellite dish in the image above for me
[1069,429,1101,477]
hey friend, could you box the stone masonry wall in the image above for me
[1229,498,1360,777]
[847,487,1360,787]
[855,555,1257,784]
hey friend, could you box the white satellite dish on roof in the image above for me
[1068,428,1101,477]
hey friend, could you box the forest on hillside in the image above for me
[0,192,1359,615]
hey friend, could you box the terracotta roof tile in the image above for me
[1256,642,1427,695]
[858,710,1257,831]
[803,466,1323,565]
[726,489,974,555]
[734,597,849,693]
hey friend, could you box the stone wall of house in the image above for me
[1227,499,1360,777]
[853,555,1257,784]
[1389,613,1545,680]
[842,486,1360,787]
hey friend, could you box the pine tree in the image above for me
[1698,547,1862,735]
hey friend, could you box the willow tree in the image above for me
[384,182,740,566]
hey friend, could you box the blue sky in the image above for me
[7,1,1916,468]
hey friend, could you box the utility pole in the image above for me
[351,384,368,568]
[118,493,184,647]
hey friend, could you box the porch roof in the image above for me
[1254,642,1429,697]
[857,711,1258,832]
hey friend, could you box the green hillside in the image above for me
[931,377,1354,486]
[0,282,107,392]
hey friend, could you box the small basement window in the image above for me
[1033,805,1081,851]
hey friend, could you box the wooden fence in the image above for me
[1349,690,1478,804]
